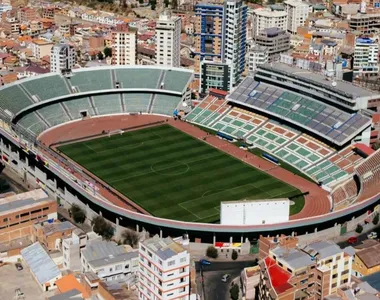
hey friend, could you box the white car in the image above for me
[368,232,377,239]
[221,274,230,282]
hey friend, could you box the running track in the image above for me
[39,115,331,221]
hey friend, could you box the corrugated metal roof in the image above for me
[82,241,125,262]
[48,289,82,300]
[21,242,61,285]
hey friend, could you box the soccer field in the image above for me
[58,124,304,223]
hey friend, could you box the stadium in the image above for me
[0,64,379,243]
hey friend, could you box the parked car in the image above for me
[221,274,230,282]
[15,263,23,271]
[348,237,358,244]
[368,232,377,239]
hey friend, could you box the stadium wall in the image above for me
[1,128,380,243]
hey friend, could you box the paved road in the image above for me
[196,260,257,300]
[338,226,380,248]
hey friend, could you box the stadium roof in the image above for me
[258,63,375,99]
[227,76,372,146]
[21,242,61,285]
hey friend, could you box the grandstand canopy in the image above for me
[227,76,371,146]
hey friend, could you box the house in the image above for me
[81,240,138,282]
[33,221,76,251]
[353,241,380,277]
[21,242,62,291]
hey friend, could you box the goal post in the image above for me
[108,129,124,137]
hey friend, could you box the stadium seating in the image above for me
[22,75,70,101]
[0,85,34,115]
[331,177,359,206]
[64,97,94,119]
[151,94,182,116]
[123,93,151,113]
[17,112,47,136]
[163,70,192,93]
[69,70,112,92]
[115,69,162,89]
[92,94,122,115]
[356,150,380,201]
[37,103,70,127]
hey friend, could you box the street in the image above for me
[338,226,380,248]
[196,260,257,300]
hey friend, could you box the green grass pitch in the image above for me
[58,124,304,223]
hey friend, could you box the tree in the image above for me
[121,229,139,247]
[356,224,363,234]
[206,246,218,259]
[230,283,239,300]
[373,141,380,151]
[104,47,112,58]
[69,204,86,224]
[373,213,379,225]
[231,249,238,261]
[149,0,156,10]
[91,216,114,240]
[97,51,104,60]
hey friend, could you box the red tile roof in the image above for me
[373,113,380,124]
[354,143,375,157]
[264,257,293,294]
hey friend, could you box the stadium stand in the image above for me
[17,112,47,135]
[356,150,380,201]
[22,75,70,101]
[115,69,162,89]
[0,84,34,115]
[227,77,372,146]
[64,97,95,118]
[92,94,122,115]
[37,103,70,127]
[69,70,113,92]
[151,94,182,115]
[162,70,192,93]
[123,93,151,113]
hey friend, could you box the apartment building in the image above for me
[353,37,379,77]
[0,189,57,243]
[50,43,76,73]
[32,39,54,60]
[81,240,139,282]
[194,0,247,90]
[258,236,353,300]
[252,8,288,37]
[111,23,137,65]
[156,10,181,68]
[248,45,268,72]
[349,12,380,34]
[139,235,190,300]
[353,241,380,277]
[254,28,290,61]
[18,7,37,22]
[199,60,231,94]
[284,0,310,34]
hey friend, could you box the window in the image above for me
[317,275,321,280]
[332,283,337,288]
[3,218,8,222]
[332,274,337,279]
[180,257,187,263]
[168,260,175,267]
[115,264,122,271]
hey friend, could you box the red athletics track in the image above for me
[39,115,331,221]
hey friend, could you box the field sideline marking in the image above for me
[178,203,201,220]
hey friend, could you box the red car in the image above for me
[348,237,358,244]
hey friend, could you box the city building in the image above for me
[32,39,54,60]
[241,266,260,300]
[18,7,37,23]
[50,43,76,73]
[156,10,181,68]
[349,13,380,34]
[284,0,310,34]
[253,28,290,61]
[252,8,288,37]
[48,289,83,300]
[55,274,90,299]
[63,230,100,272]
[258,237,354,300]
[199,60,230,94]
[81,240,138,281]
[353,37,379,78]
[33,221,76,251]
[353,241,380,277]
[248,45,268,72]
[98,280,138,300]
[194,0,247,90]
[111,23,137,65]
[21,242,62,292]
[139,235,190,300]
[331,281,380,300]
[0,189,57,243]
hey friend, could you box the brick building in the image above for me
[33,221,76,251]
[0,189,57,243]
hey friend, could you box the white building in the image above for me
[248,45,268,72]
[156,11,181,68]
[50,43,76,73]
[139,236,190,300]
[252,8,288,36]
[81,240,139,282]
[353,37,379,77]
[284,0,310,34]
[112,24,137,65]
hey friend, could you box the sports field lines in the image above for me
[58,124,304,223]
